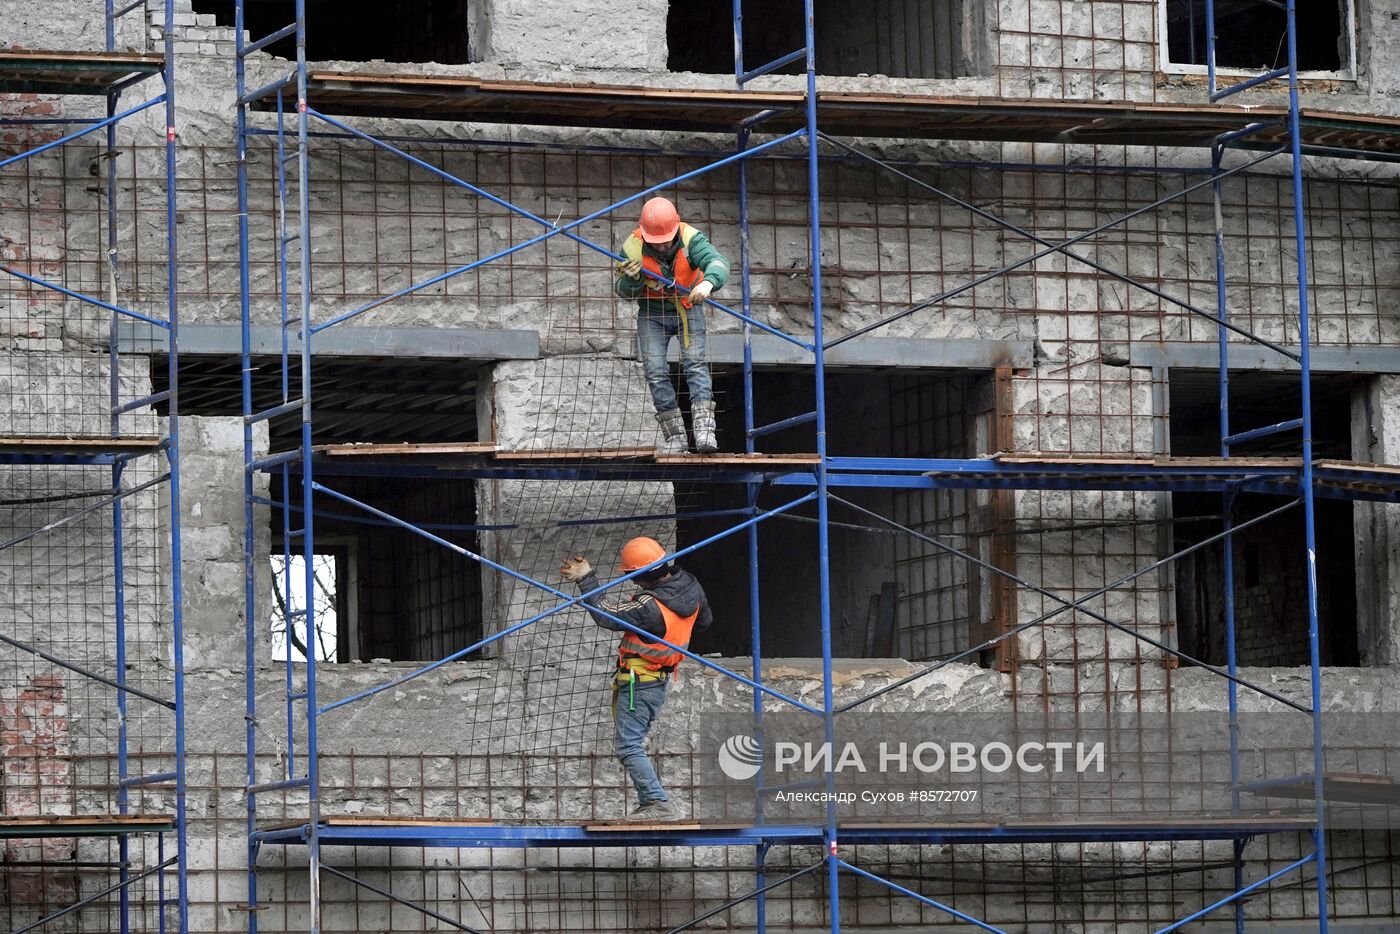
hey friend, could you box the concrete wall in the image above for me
[182,416,270,667]
[0,358,174,931]
[4,0,1400,930]
[0,353,167,799]
[1353,375,1400,666]
[175,661,1400,931]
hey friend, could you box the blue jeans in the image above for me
[637,303,711,413]
[613,677,668,805]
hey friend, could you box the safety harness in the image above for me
[622,223,705,349]
[613,598,700,713]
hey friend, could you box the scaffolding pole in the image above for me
[0,1,186,930]
[230,1,1378,931]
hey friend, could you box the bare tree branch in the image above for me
[312,558,337,662]
[271,564,309,660]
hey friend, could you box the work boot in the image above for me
[627,799,678,822]
[692,400,719,454]
[655,408,689,456]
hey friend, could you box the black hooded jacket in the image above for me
[576,566,713,643]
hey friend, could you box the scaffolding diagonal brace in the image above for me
[825,146,1286,351]
[312,480,823,715]
[320,865,487,934]
[818,132,1302,363]
[831,493,1309,714]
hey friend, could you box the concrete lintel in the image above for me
[119,323,541,361]
[1132,342,1400,374]
[680,334,1034,370]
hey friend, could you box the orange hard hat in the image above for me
[639,197,681,244]
[619,536,667,573]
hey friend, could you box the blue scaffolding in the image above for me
[235,1,1400,931]
[0,2,187,932]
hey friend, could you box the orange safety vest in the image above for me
[618,598,699,673]
[626,223,704,308]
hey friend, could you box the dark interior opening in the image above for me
[270,475,483,663]
[668,0,972,78]
[1164,0,1346,72]
[165,354,483,663]
[1170,370,1359,667]
[193,0,471,63]
[680,368,995,662]
[168,355,479,450]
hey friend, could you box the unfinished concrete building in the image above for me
[4,0,1400,931]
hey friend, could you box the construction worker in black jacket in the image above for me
[561,536,712,820]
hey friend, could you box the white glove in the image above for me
[619,260,642,279]
[688,279,714,304]
[560,555,593,583]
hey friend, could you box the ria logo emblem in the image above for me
[717,734,762,781]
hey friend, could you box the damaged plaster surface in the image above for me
[3,0,1400,930]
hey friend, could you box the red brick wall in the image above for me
[0,85,65,320]
[1,672,77,905]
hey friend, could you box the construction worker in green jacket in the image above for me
[616,196,730,455]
